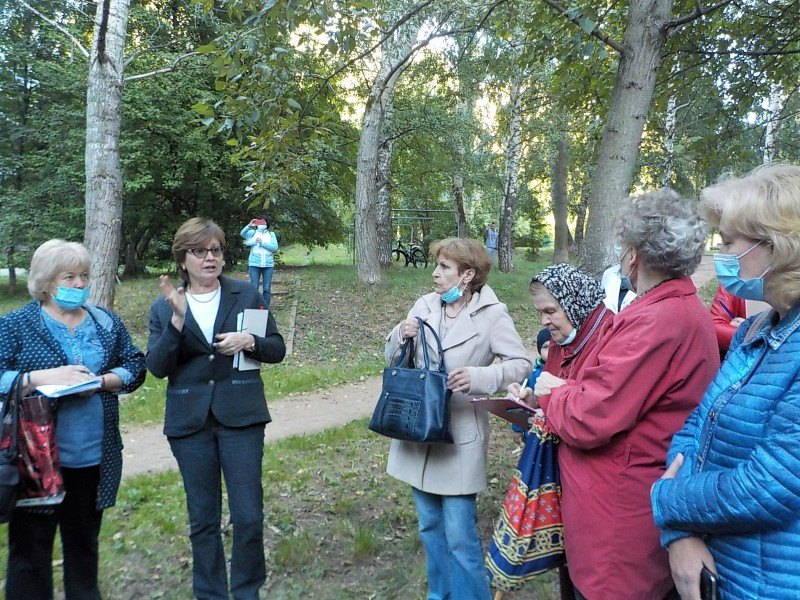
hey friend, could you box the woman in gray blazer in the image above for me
[384,237,531,600]
[146,217,285,600]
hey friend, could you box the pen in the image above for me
[718,300,736,320]
[514,377,528,401]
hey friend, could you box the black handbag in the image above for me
[369,317,453,443]
[0,373,22,523]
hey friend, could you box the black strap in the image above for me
[391,317,447,374]
[0,372,23,459]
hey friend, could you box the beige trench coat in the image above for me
[384,286,531,496]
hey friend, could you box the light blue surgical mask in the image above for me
[714,241,771,301]
[257,225,267,231]
[51,285,91,310]
[557,327,577,346]
[441,275,466,304]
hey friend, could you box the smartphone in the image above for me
[700,565,719,600]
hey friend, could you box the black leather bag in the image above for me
[369,317,453,443]
[0,374,22,523]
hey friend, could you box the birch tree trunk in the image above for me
[377,131,394,267]
[552,135,570,264]
[84,0,130,308]
[498,79,523,273]
[452,99,470,237]
[661,92,676,188]
[582,0,672,277]
[354,24,418,284]
[763,83,782,164]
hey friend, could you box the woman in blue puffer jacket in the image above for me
[651,164,800,600]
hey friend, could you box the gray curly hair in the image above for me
[617,188,708,279]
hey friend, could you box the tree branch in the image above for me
[667,0,734,29]
[14,0,89,58]
[124,52,204,82]
[539,0,625,55]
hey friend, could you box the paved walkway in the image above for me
[121,254,719,479]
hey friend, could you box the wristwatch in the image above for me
[245,338,256,353]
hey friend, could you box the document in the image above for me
[234,309,270,371]
[36,377,102,398]
[470,396,538,429]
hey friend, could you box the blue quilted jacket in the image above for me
[651,302,800,599]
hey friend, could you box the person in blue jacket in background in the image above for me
[240,214,278,308]
[511,328,551,448]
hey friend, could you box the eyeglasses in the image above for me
[187,247,223,258]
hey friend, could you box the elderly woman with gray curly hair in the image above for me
[518,189,720,600]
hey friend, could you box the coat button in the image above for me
[208,354,215,361]
[208,380,215,385]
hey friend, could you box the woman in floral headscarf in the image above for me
[514,189,720,600]
[497,264,613,598]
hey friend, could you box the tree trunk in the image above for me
[377,127,394,267]
[763,82,782,164]
[452,98,470,238]
[498,79,523,273]
[353,23,418,285]
[84,0,130,308]
[661,92,676,188]
[552,134,570,264]
[573,182,589,257]
[582,0,672,277]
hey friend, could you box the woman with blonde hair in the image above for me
[652,164,800,600]
[0,239,146,599]
[384,237,531,600]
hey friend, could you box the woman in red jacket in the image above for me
[709,283,746,358]
[519,189,720,600]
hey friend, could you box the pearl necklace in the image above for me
[186,284,220,303]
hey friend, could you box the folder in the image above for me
[234,309,270,371]
[469,396,538,429]
[36,377,103,398]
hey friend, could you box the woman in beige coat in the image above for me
[385,237,531,600]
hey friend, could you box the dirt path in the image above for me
[121,255,719,479]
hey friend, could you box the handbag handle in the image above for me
[0,372,23,459]
[392,317,447,375]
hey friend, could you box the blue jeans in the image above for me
[169,415,266,600]
[412,488,492,600]
[248,266,274,308]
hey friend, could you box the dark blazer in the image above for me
[146,276,285,437]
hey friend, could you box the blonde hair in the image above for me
[27,239,91,302]
[172,217,226,280]
[701,164,800,310]
[429,238,491,291]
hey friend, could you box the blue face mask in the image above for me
[557,327,577,346]
[714,241,771,301]
[257,225,267,231]
[52,285,91,310]
[441,275,465,304]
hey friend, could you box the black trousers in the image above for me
[5,466,104,600]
